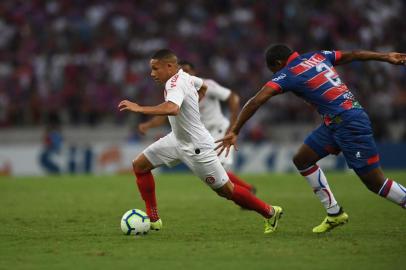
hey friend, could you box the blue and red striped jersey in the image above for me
[265,50,362,117]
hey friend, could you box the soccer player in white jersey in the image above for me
[118,49,283,234]
[138,60,256,194]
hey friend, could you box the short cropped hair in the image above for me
[265,44,293,67]
[151,49,178,62]
[178,60,195,70]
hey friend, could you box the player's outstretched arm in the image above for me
[226,91,240,133]
[138,116,168,135]
[215,85,277,156]
[229,85,277,135]
[337,51,406,65]
[118,100,180,116]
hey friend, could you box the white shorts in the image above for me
[208,126,234,171]
[142,133,229,189]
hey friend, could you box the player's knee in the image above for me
[132,159,149,174]
[292,152,306,169]
[215,189,231,199]
[214,184,234,199]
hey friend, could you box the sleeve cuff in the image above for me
[166,96,183,107]
[334,50,342,62]
[265,81,282,93]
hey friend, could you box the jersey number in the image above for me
[316,63,342,86]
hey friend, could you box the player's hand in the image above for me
[215,131,238,157]
[387,52,406,65]
[138,123,150,135]
[118,100,142,113]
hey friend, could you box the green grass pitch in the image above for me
[1,171,405,270]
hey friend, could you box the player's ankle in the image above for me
[148,207,160,222]
[268,205,275,218]
[327,206,343,216]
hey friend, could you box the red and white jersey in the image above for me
[199,79,231,131]
[164,69,215,151]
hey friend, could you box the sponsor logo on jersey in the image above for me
[272,73,286,82]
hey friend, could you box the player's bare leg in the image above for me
[292,144,322,170]
[132,154,162,229]
[214,181,283,234]
[293,144,348,233]
[357,167,406,208]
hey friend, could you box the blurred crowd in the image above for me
[0,0,405,141]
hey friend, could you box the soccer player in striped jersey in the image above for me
[216,44,406,233]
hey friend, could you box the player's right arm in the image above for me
[231,84,279,135]
[225,91,240,133]
[215,84,279,156]
[336,51,406,65]
[138,116,168,135]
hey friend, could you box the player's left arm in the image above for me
[118,100,180,116]
[336,51,406,65]
[138,115,168,135]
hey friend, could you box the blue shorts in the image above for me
[304,109,380,175]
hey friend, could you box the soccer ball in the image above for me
[120,209,150,235]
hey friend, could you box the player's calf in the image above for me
[358,168,406,208]
[216,181,273,219]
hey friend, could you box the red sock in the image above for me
[231,184,271,218]
[135,171,159,221]
[227,171,253,191]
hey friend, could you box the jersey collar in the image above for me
[286,52,300,65]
